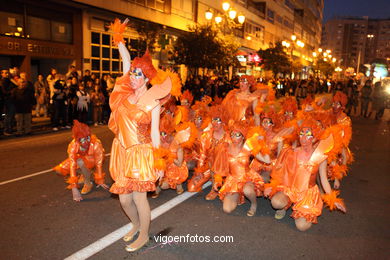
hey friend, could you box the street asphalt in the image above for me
[0,113,389,260]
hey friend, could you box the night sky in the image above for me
[323,0,390,22]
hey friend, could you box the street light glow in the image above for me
[228,9,237,19]
[313,52,317,57]
[326,49,331,53]
[332,57,336,62]
[291,35,297,41]
[205,9,213,20]
[246,36,252,40]
[222,2,230,11]
[237,14,245,24]
[215,16,222,24]
[318,48,323,53]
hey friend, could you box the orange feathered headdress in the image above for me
[132,50,157,80]
[180,90,194,104]
[72,120,91,139]
[209,104,227,123]
[282,97,298,114]
[333,91,348,107]
[229,120,250,138]
[299,116,323,140]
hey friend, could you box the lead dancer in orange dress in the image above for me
[108,19,180,252]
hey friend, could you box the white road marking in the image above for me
[64,181,211,260]
[0,153,111,186]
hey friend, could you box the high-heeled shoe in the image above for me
[123,230,139,242]
[81,182,93,195]
[246,208,256,217]
[125,237,149,252]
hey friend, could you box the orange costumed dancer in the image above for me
[53,120,107,201]
[326,91,353,189]
[152,114,196,197]
[186,105,229,200]
[265,117,346,231]
[212,120,271,216]
[222,75,267,124]
[107,19,180,252]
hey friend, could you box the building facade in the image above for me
[0,0,323,80]
[322,16,390,70]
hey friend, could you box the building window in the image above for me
[267,9,274,23]
[126,0,165,12]
[284,0,294,10]
[90,31,121,77]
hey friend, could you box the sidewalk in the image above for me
[1,115,60,140]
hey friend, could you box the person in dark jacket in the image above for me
[11,78,35,135]
[1,70,17,135]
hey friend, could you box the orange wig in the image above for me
[72,120,91,139]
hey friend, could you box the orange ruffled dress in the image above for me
[272,147,327,223]
[53,135,105,188]
[213,143,264,205]
[161,141,188,189]
[108,76,158,194]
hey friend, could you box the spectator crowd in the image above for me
[0,65,388,137]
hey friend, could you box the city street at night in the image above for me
[1,115,389,259]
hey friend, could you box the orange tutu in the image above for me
[219,169,264,205]
[109,138,157,194]
[284,185,323,223]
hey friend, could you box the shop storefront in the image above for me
[0,1,82,80]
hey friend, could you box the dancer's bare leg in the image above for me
[127,191,150,248]
[295,217,312,231]
[223,193,239,214]
[119,193,140,241]
[271,191,289,219]
[243,183,257,216]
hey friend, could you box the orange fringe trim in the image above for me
[291,210,318,224]
[66,176,79,189]
[110,181,156,194]
[153,147,176,171]
[322,190,346,212]
[109,18,128,45]
[175,122,197,149]
[53,165,68,176]
[330,164,348,180]
[93,172,106,185]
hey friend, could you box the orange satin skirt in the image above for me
[219,170,264,205]
[109,138,157,194]
[161,161,188,189]
[284,185,323,223]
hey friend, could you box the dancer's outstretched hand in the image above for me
[335,201,347,213]
[72,188,83,202]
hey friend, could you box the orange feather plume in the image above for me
[110,18,128,45]
[322,190,346,212]
[330,164,348,180]
[175,122,198,149]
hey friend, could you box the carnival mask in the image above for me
[79,136,91,151]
